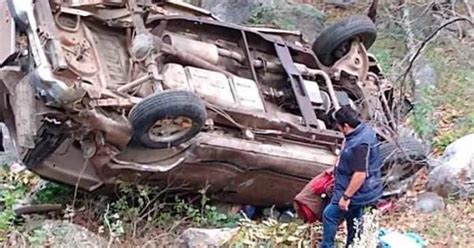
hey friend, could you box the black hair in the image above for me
[333,105,361,128]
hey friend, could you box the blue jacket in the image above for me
[331,123,383,206]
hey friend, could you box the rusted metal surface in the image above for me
[76,109,132,148]
[332,40,370,83]
[146,15,316,66]
[12,75,37,148]
[0,3,17,66]
[35,0,68,71]
[163,32,220,64]
[274,43,321,129]
[0,1,409,206]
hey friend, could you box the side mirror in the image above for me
[6,0,33,31]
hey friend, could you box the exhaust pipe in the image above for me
[162,32,220,65]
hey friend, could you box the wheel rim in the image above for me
[382,160,423,187]
[148,116,193,143]
[332,40,352,61]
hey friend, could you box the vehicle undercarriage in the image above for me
[0,0,425,207]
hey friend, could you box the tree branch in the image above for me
[397,17,473,87]
[367,0,379,22]
[463,0,474,20]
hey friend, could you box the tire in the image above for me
[380,137,428,190]
[129,90,207,149]
[312,15,377,66]
[380,137,427,164]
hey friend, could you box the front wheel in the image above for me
[129,90,207,149]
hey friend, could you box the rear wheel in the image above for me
[380,137,428,195]
[312,15,377,66]
[129,90,207,149]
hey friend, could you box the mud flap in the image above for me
[274,43,322,129]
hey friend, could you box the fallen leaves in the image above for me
[229,218,320,247]
[380,169,474,247]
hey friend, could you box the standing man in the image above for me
[320,105,383,248]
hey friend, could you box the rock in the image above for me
[200,0,276,24]
[414,192,445,213]
[24,220,107,248]
[413,57,437,102]
[413,58,437,90]
[248,2,325,41]
[199,0,325,41]
[427,134,474,198]
[181,227,239,247]
[279,3,325,42]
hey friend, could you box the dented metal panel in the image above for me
[186,66,236,106]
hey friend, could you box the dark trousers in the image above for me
[319,203,364,248]
[0,130,4,152]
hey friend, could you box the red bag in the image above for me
[294,171,335,223]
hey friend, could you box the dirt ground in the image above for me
[380,168,474,247]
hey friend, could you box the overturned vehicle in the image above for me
[0,0,427,207]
